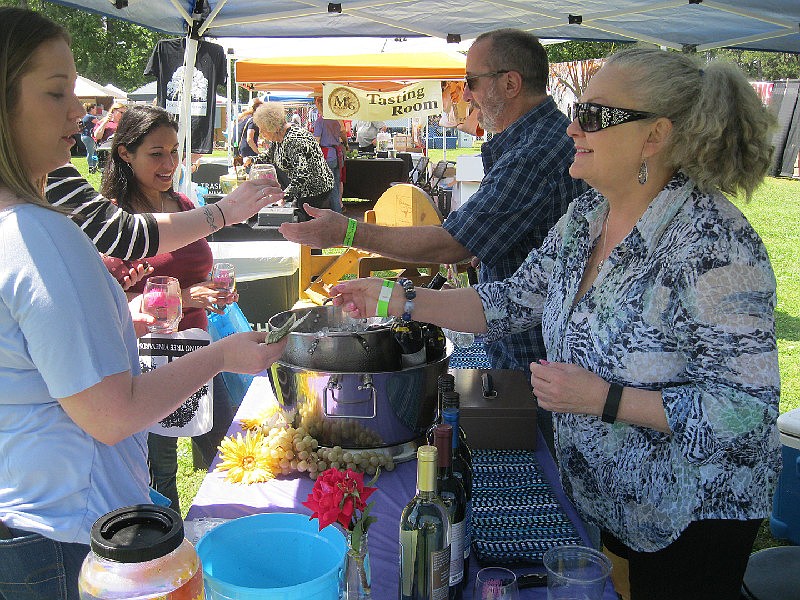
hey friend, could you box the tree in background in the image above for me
[710,50,800,81]
[0,0,169,92]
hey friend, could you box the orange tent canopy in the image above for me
[235,52,466,93]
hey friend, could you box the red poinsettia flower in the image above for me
[303,468,378,553]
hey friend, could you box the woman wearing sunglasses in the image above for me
[329,48,778,600]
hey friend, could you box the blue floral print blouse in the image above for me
[475,173,781,552]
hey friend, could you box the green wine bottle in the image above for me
[399,445,451,600]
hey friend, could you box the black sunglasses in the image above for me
[573,102,656,132]
[464,70,510,89]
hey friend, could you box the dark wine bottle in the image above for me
[423,324,447,362]
[441,390,473,586]
[420,272,447,363]
[426,272,447,290]
[391,320,427,368]
[427,374,455,444]
[441,391,472,469]
[399,445,451,600]
[433,425,467,599]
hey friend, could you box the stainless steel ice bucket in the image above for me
[270,349,451,458]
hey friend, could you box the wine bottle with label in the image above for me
[399,445,451,600]
[441,390,473,586]
[433,425,467,599]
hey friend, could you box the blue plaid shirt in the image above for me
[443,97,585,370]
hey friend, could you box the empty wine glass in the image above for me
[211,262,236,295]
[142,276,182,334]
[474,567,519,600]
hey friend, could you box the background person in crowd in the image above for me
[313,93,347,213]
[354,120,384,153]
[0,9,288,599]
[237,96,263,163]
[80,102,102,173]
[254,101,334,222]
[328,47,779,600]
[92,101,126,145]
[280,29,584,449]
[99,105,236,512]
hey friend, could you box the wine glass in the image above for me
[142,276,182,334]
[249,163,278,182]
[473,567,519,600]
[211,262,236,295]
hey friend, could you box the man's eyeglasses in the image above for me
[464,70,510,89]
[573,102,656,132]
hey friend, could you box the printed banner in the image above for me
[322,81,443,121]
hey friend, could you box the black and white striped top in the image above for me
[45,164,159,260]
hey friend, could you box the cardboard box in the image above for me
[453,368,537,450]
[393,134,411,152]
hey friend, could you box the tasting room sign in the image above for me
[322,81,443,121]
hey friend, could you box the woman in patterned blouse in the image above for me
[330,48,779,600]
[253,101,334,221]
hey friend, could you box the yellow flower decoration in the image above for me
[215,430,275,485]
[240,404,282,431]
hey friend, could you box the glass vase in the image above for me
[342,529,371,599]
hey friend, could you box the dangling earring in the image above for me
[638,159,648,185]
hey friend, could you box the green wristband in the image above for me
[376,279,395,317]
[343,218,357,247]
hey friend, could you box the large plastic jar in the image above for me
[78,504,203,599]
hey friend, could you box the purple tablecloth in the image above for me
[187,375,617,599]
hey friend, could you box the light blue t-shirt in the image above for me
[0,203,149,545]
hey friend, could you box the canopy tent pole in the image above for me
[178,34,198,197]
[226,47,235,166]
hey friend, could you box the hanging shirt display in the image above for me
[145,38,226,154]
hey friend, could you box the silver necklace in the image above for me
[596,214,609,274]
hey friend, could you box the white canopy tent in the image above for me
[49,0,800,190]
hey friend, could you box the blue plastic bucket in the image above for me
[196,512,346,599]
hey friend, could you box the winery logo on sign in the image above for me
[328,87,360,118]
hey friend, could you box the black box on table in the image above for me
[453,368,538,450]
[257,206,297,227]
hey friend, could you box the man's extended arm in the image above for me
[279,204,472,264]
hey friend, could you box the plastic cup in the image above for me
[543,545,612,600]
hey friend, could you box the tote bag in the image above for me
[139,328,213,437]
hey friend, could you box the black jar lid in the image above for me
[89,504,184,563]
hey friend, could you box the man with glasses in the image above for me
[281,29,584,427]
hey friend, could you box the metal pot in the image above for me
[270,347,450,457]
[268,305,401,373]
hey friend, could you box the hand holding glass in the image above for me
[142,276,182,334]
[474,567,519,600]
[211,262,236,295]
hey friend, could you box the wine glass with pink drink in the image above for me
[211,262,236,296]
[142,276,183,334]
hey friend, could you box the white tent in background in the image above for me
[74,75,125,105]
[104,83,128,100]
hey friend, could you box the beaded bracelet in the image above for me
[343,218,357,247]
[396,277,416,322]
[376,279,395,317]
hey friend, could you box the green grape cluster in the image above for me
[261,424,395,480]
